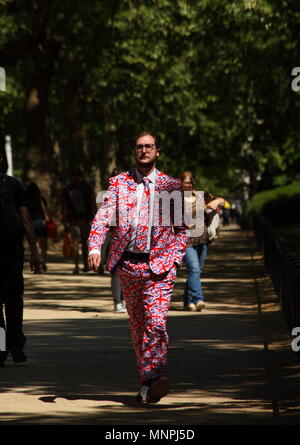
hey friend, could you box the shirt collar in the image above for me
[135,168,156,184]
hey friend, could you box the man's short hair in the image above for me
[134,131,159,147]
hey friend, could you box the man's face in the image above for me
[134,134,159,168]
[182,177,194,192]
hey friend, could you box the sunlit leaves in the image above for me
[0,0,299,194]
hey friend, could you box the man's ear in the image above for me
[156,150,160,157]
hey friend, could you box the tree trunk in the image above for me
[100,98,119,188]
[24,76,53,193]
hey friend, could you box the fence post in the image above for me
[252,212,300,331]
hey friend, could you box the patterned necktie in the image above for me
[135,177,150,251]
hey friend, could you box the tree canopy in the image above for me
[0,0,299,203]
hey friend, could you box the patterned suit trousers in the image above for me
[117,259,177,384]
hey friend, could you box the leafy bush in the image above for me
[246,182,300,224]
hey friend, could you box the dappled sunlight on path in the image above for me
[1,224,300,424]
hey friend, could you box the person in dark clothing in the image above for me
[0,152,40,367]
[62,168,97,274]
[25,182,52,272]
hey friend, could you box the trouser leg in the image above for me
[183,246,201,305]
[117,261,176,384]
[0,303,7,363]
[0,255,26,352]
[195,244,208,302]
[5,295,26,351]
[111,273,122,305]
[117,267,145,379]
[0,303,5,331]
[80,222,90,269]
[0,303,6,351]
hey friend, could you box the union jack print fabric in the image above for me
[135,177,150,251]
[117,260,177,383]
[88,167,188,383]
[88,168,188,275]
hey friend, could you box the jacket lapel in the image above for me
[152,169,164,234]
[123,169,138,229]
[154,168,163,194]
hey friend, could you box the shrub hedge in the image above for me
[246,182,300,225]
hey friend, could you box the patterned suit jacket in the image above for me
[88,168,188,274]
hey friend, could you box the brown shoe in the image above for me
[147,377,170,404]
[10,348,27,363]
[195,301,206,311]
[185,303,196,312]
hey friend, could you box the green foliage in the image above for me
[0,0,300,194]
[276,223,300,254]
[246,182,300,224]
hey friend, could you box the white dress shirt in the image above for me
[126,168,156,253]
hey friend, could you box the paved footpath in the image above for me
[1,225,300,425]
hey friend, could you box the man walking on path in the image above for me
[88,132,187,404]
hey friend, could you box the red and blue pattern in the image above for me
[117,260,177,383]
[88,168,188,275]
[135,177,150,251]
[88,168,188,382]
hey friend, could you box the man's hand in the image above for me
[88,254,101,272]
[20,206,41,273]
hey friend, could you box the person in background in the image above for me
[107,167,126,313]
[111,271,126,313]
[0,151,40,366]
[25,182,52,272]
[97,167,126,313]
[222,200,231,226]
[181,171,225,312]
[62,168,97,274]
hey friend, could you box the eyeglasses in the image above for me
[135,144,156,152]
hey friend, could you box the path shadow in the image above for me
[2,225,299,424]
[1,310,300,424]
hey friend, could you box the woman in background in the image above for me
[181,171,225,311]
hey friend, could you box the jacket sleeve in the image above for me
[88,177,117,254]
[172,179,188,265]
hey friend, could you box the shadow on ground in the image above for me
[1,225,300,424]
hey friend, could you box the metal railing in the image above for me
[252,213,300,331]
